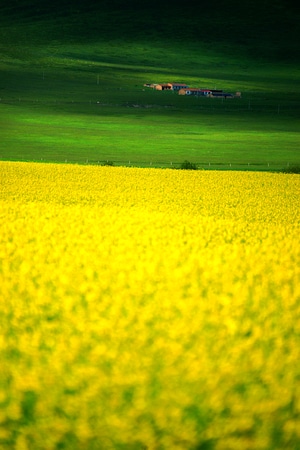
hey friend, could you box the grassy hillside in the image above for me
[1,0,299,56]
[0,0,299,169]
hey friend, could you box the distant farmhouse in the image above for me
[170,83,190,91]
[144,83,189,91]
[144,82,240,98]
[179,88,234,98]
[178,88,213,96]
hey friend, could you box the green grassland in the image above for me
[0,1,299,170]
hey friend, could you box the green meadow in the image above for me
[0,1,299,170]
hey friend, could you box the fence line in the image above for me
[1,157,295,171]
[1,98,299,114]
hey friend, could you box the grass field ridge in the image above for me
[0,0,299,169]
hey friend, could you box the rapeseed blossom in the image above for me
[0,161,299,450]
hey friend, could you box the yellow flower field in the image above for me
[0,161,300,450]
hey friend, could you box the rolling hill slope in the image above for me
[0,0,299,169]
[1,0,299,58]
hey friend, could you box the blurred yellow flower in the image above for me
[0,161,299,449]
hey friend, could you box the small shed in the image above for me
[155,83,172,90]
[200,89,213,96]
[170,83,189,91]
[178,88,212,96]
